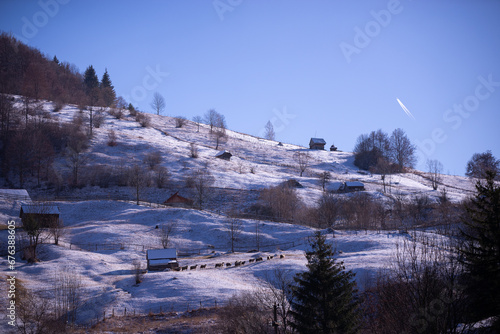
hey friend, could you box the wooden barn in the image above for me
[164,192,194,208]
[344,181,365,192]
[146,248,178,271]
[309,138,326,150]
[215,150,232,161]
[20,204,60,228]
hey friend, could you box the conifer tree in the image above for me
[291,231,359,334]
[460,171,500,330]
[100,68,116,107]
[83,65,99,95]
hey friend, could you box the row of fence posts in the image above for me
[93,299,220,325]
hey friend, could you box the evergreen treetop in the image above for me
[291,231,360,334]
[100,68,113,89]
[83,65,99,94]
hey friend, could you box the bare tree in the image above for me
[317,192,340,228]
[364,234,471,333]
[189,168,215,209]
[204,109,217,133]
[318,171,331,191]
[293,151,311,177]
[255,221,262,251]
[216,292,271,334]
[190,143,198,158]
[192,115,202,132]
[143,150,162,170]
[213,123,227,150]
[159,222,176,248]
[155,165,169,188]
[256,268,296,334]
[465,150,500,180]
[128,164,150,205]
[65,147,88,187]
[427,159,443,190]
[260,184,301,221]
[150,92,166,115]
[132,259,144,284]
[49,218,65,245]
[390,128,417,172]
[264,120,275,141]
[226,217,242,253]
[53,269,83,324]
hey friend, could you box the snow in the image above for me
[0,100,479,328]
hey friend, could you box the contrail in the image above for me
[396,98,415,120]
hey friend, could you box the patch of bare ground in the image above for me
[73,308,220,334]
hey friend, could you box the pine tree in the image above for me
[291,231,359,334]
[100,68,116,107]
[460,170,500,330]
[83,65,99,95]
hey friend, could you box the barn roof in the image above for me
[164,192,193,205]
[20,204,60,215]
[147,248,177,260]
[345,181,364,188]
[310,138,326,145]
[327,182,344,192]
[215,150,231,157]
[0,189,31,202]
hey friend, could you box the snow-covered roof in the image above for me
[327,182,344,192]
[215,150,231,157]
[310,138,326,144]
[0,189,31,201]
[21,204,60,215]
[147,248,177,260]
[345,181,364,188]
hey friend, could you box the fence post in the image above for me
[124,308,126,317]
[103,310,106,321]
[112,308,114,317]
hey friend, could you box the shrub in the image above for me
[136,112,150,127]
[175,116,187,128]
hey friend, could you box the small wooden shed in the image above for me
[164,192,194,208]
[309,138,326,150]
[215,150,232,161]
[20,204,60,228]
[345,181,365,192]
[146,248,178,271]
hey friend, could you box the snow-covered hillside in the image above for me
[18,99,475,206]
[0,99,477,328]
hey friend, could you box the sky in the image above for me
[1,0,500,175]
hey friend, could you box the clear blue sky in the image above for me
[1,0,500,175]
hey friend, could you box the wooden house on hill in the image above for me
[309,138,326,150]
[215,150,232,161]
[164,192,194,208]
[20,204,60,228]
[146,248,178,271]
[345,181,365,192]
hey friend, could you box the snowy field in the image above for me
[1,200,424,327]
